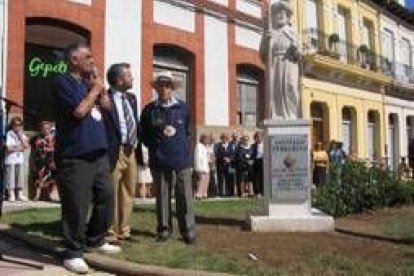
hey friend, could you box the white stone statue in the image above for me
[260,0,302,120]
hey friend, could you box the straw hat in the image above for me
[152,71,180,89]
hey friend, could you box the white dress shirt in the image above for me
[5,130,27,165]
[113,90,136,144]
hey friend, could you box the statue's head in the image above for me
[271,0,292,28]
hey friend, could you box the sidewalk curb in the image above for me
[0,223,230,276]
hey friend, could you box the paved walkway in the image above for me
[0,198,241,275]
[0,201,114,275]
[0,233,113,276]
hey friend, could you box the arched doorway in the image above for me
[342,106,357,155]
[388,113,400,169]
[153,45,194,104]
[24,18,90,130]
[310,101,329,148]
[367,110,380,161]
[236,64,264,127]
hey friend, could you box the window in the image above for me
[407,117,414,146]
[382,29,394,75]
[306,0,319,50]
[361,20,372,49]
[368,111,378,161]
[153,46,193,103]
[342,107,356,155]
[337,6,350,62]
[24,19,89,130]
[388,114,399,170]
[311,102,329,147]
[237,79,258,127]
[237,65,263,127]
[400,38,412,80]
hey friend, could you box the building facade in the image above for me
[3,0,414,168]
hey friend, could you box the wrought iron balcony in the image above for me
[394,63,414,86]
[302,29,380,72]
[302,28,414,87]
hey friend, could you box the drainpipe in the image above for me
[0,0,7,136]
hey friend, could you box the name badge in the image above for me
[163,125,176,137]
[91,106,102,121]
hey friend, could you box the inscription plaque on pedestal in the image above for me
[269,134,309,203]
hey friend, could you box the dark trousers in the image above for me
[57,153,113,259]
[152,167,195,238]
[208,169,217,197]
[253,159,263,195]
[217,164,232,196]
[313,166,327,186]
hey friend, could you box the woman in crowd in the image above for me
[215,133,233,196]
[207,133,217,197]
[33,121,56,201]
[235,134,254,197]
[194,134,210,199]
[251,131,263,196]
[4,116,29,201]
[136,142,153,198]
[312,141,329,186]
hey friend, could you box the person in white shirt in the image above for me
[5,116,29,201]
[194,134,210,199]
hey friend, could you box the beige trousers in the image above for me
[108,147,137,238]
[195,172,209,198]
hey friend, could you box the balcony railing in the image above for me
[303,29,395,76]
[395,63,414,85]
[302,29,414,86]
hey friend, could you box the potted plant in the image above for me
[358,44,370,69]
[328,33,340,58]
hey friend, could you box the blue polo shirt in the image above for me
[54,74,107,158]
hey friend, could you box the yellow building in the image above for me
[293,0,414,168]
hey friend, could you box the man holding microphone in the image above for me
[54,42,120,274]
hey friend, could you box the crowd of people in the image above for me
[311,139,414,186]
[194,131,264,199]
[4,41,414,274]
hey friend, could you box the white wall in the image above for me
[236,0,262,18]
[105,0,142,111]
[384,96,414,157]
[154,0,195,33]
[204,14,229,126]
[235,24,261,51]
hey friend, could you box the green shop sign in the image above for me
[28,57,67,77]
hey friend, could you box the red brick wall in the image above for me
[7,0,105,114]
[145,0,263,127]
[142,1,205,126]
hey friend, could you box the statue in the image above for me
[260,0,301,120]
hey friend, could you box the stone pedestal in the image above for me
[247,119,334,232]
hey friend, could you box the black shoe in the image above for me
[183,234,196,245]
[156,232,171,242]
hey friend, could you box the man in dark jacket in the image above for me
[140,71,195,244]
[102,63,139,243]
[215,133,232,196]
[54,42,120,274]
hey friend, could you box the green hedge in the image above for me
[313,161,414,217]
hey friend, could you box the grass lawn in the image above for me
[3,199,414,275]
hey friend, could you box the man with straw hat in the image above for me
[140,71,195,244]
